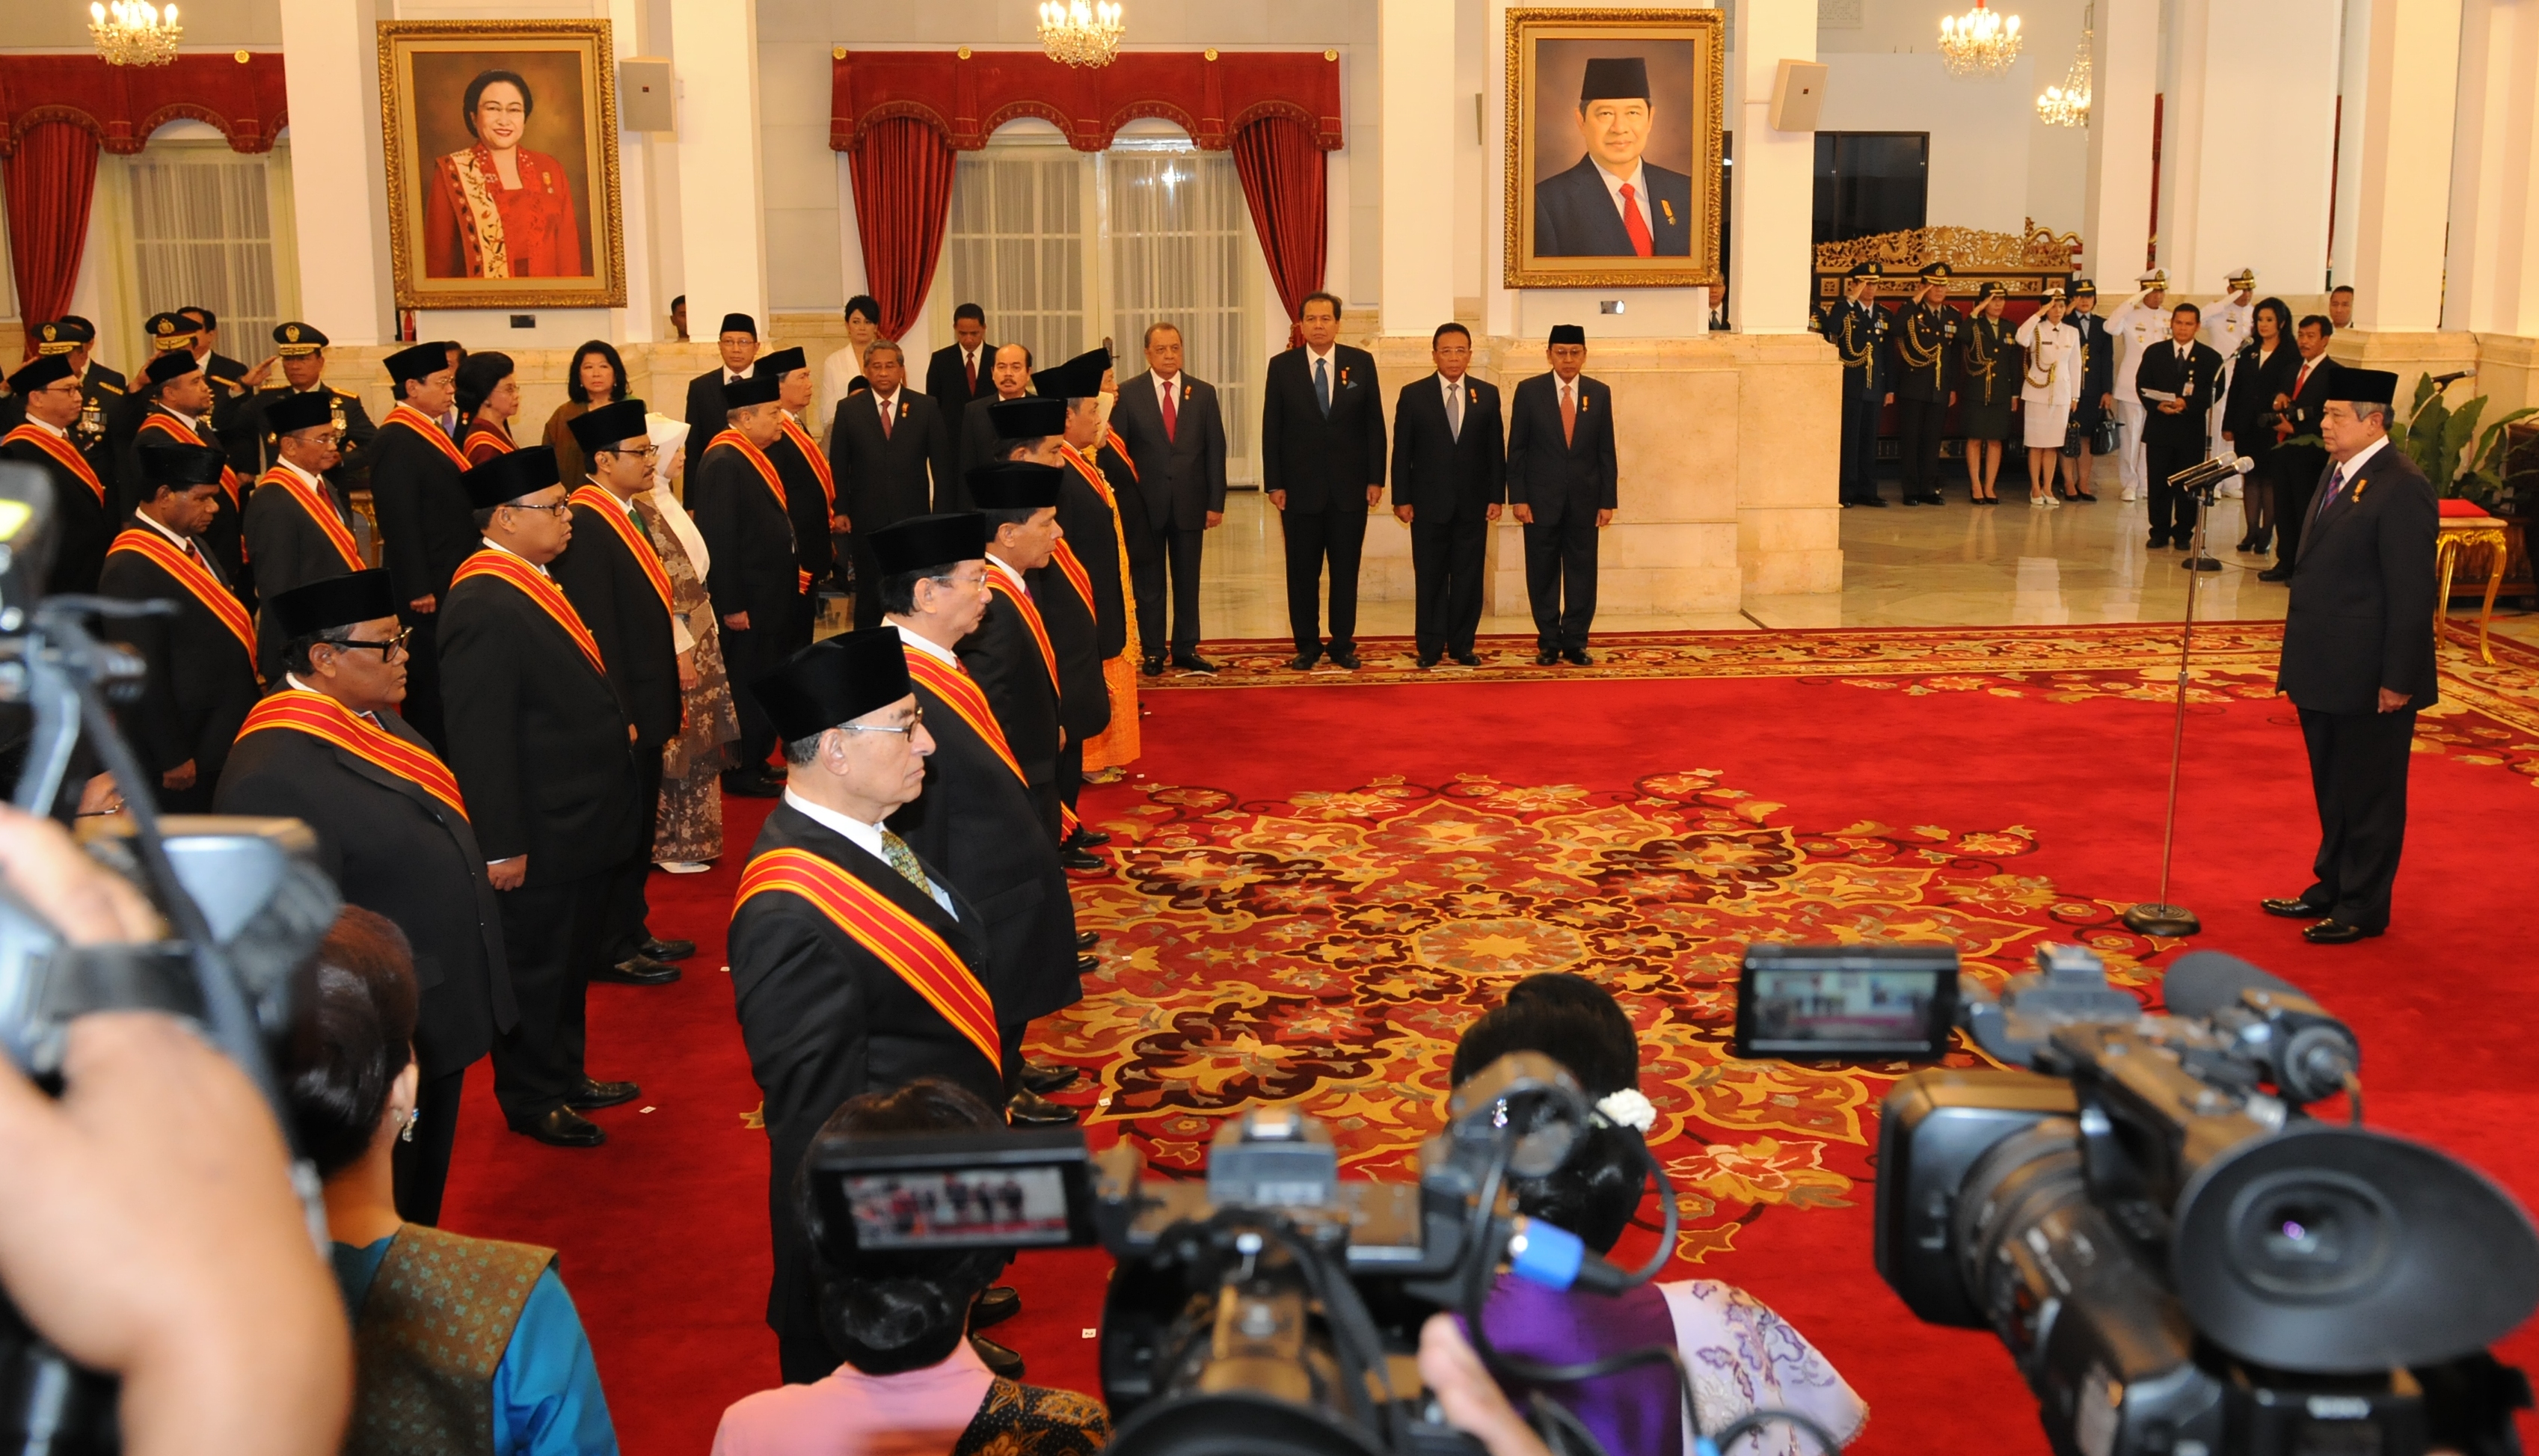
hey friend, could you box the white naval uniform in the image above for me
[2107,291,2170,501]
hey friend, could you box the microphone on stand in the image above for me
[2428,367,2478,391]
[2170,457,2256,572]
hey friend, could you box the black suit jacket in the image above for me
[2136,340,2228,446]
[233,384,376,487]
[1505,372,1618,524]
[924,344,995,433]
[1,429,114,595]
[215,707,515,1078]
[1111,371,1227,531]
[728,802,1002,1351]
[1030,551,1111,740]
[125,405,248,591]
[683,368,746,482]
[2221,344,2299,456]
[767,420,838,586]
[693,438,803,630]
[827,390,960,533]
[956,571,1061,796]
[437,564,638,883]
[1390,373,1505,525]
[2271,353,2342,491]
[1054,451,1128,659]
[369,414,475,612]
[2277,443,2439,715]
[1262,345,1386,513]
[2072,313,2116,415]
[554,494,683,749]
[242,467,364,681]
[959,393,1023,480]
[1,365,126,439]
[96,524,260,782]
[1532,156,1695,257]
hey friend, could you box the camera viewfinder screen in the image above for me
[844,1165,1073,1249]
[1743,966,1947,1056]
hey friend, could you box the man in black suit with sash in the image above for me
[755,347,842,598]
[1019,357,1119,841]
[1390,323,1505,668]
[1261,292,1386,671]
[1506,325,1618,666]
[694,369,805,797]
[127,347,249,594]
[924,301,996,435]
[369,340,473,750]
[1111,323,1226,674]
[2134,301,2228,549]
[242,390,363,681]
[2264,370,2437,944]
[556,398,690,989]
[0,316,123,439]
[1,354,114,595]
[98,444,261,813]
[728,630,1007,1383]
[2259,316,2341,582]
[1885,262,1957,506]
[827,340,960,627]
[1814,262,1890,508]
[217,570,513,1225]
[876,512,1087,1128]
[684,313,761,483]
[1531,57,1695,258]
[228,322,378,486]
[959,343,1034,479]
[439,446,642,1149]
[956,459,1070,844]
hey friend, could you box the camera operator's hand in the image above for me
[0,805,156,941]
[1418,1315,1555,1456]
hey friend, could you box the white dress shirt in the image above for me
[479,536,550,576]
[1595,159,1654,233]
[782,787,956,918]
[890,620,961,670]
[277,456,328,492]
[871,389,902,431]
[135,509,199,556]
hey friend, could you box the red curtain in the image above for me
[849,117,957,341]
[1229,116,1327,350]
[4,122,100,357]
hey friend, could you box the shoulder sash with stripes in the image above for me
[462,423,515,461]
[384,404,470,470]
[256,467,363,571]
[450,549,606,676]
[107,529,259,678]
[777,415,837,508]
[987,568,1059,689]
[568,486,673,614]
[1,425,105,503]
[234,688,467,821]
[734,847,1001,1071]
[710,429,811,592]
[907,651,1075,844]
[1059,443,1117,508]
[136,410,242,508]
[1102,428,1138,483]
[1049,540,1098,620]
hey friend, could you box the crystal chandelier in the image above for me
[1938,0,2022,79]
[1038,0,1124,69]
[90,1,182,67]
[2036,4,2093,126]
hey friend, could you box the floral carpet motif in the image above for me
[1042,768,2175,1265]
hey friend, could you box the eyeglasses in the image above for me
[504,500,574,520]
[601,443,659,460]
[835,705,924,741]
[328,629,412,661]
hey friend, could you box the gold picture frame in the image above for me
[1503,7,1725,289]
[378,19,626,309]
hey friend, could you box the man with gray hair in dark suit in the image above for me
[1108,321,1227,675]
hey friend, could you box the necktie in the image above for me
[1618,182,1654,258]
[2312,464,2346,528]
[879,396,894,439]
[877,829,940,901]
[1160,378,1179,442]
[965,351,978,394]
[625,500,655,550]
[1561,382,1576,446]
[1447,381,1463,440]
[1315,356,1330,417]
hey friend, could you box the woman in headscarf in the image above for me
[633,412,740,871]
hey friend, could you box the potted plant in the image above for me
[2389,374,2537,512]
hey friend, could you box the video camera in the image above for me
[0,461,340,1454]
[1742,942,2539,1456]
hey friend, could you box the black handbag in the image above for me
[2093,419,2119,455]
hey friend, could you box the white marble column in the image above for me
[2349,0,2463,331]
[669,0,768,336]
[279,0,390,345]
[2158,0,2342,293]
[2081,0,2157,283]
[1728,0,1813,334]
[2443,0,2539,337]
[1379,0,1458,336]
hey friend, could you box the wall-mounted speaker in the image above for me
[619,58,674,133]
[1768,59,1829,132]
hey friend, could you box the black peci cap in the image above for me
[265,390,338,436]
[145,350,204,387]
[1031,346,1110,402]
[753,629,912,742]
[965,461,1064,512]
[2332,369,2398,408]
[1579,57,1650,103]
[7,356,73,394]
[461,445,563,510]
[385,342,452,386]
[719,313,758,339]
[138,443,229,488]
[1548,324,1586,346]
[719,372,783,410]
[752,346,808,378]
[568,398,651,453]
[269,569,398,639]
[272,322,329,356]
[986,396,1069,440]
[872,512,989,577]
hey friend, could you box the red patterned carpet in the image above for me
[439,622,2539,1455]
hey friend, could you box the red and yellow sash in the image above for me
[734,847,1002,1070]
[384,404,470,470]
[778,414,837,509]
[988,565,1058,688]
[568,485,673,614]
[1102,428,1138,483]
[906,649,1076,841]
[461,422,515,462]
[449,549,606,676]
[256,467,363,571]
[1049,541,1098,619]
[709,429,811,594]
[1,424,105,503]
[234,688,467,822]
[135,410,240,508]
[1059,443,1117,509]
[106,529,259,678]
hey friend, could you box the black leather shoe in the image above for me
[1075,930,1101,950]
[720,771,782,799]
[1860,495,1888,507]
[595,956,681,986]
[2302,919,2382,944]
[1535,648,1560,666]
[1172,653,1219,675]
[1072,827,1111,847]
[1562,648,1593,667]
[1141,655,1167,675]
[1455,651,1483,668]
[1022,1063,1080,1094]
[971,1285,1020,1331]
[1008,1088,1080,1126]
[571,1078,640,1110]
[970,1333,1025,1380]
[2258,565,2294,582]
[1416,654,1440,669]
[2146,536,2170,550]
[642,935,697,962]
[1288,651,1321,672]
[1077,953,1101,973]
[2261,896,2331,919]
[518,1106,607,1147]
[1059,848,1104,872]
[1329,648,1362,670]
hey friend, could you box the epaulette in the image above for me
[92,380,123,394]
[331,384,360,399]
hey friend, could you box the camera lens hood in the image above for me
[2172,1122,2539,1372]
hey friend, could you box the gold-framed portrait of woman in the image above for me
[378,20,627,309]
[1504,7,1725,289]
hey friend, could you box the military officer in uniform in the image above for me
[0,317,123,441]
[1,354,115,594]
[2265,370,2435,944]
[2107,269,2171,503]
[1390,322,1505,666]
[2202,270,2258,481]
[230,322,378,484]
[1884,262,1957,506]
[2061,280,2113,501]
[368,341,475,750]
[728,629,1007,1383]
[1505,325,1618,666]
[242,389,367,681]
[1814,262,1889,508]
[216,570,513,1225]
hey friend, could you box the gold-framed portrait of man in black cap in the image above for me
[1505,8,1725,288]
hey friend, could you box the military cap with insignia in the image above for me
[752,628,912,743]
[137,443,230,490]
[264,390,338,437]
[2137,268,2168,286]
[872,512,989,577]
[965,460,1064,514]
[986,396,1068,440]
[145,349,205,387]
[7,356,74,395]
[2072,277,2097,297]
[1548,324,1586,345]
[1976,281,2005,304]
[1031,347,1110,402]
[1847,260,1883,280]
[566,398,651,453]
[460,444,563,510]
[33,318,93,356]
[384,342,452,386]
[1918,261,1953,284]
[145,312,199,351]
[752,346,808,379]
[270,569,399,639]
[2226,267,2257,291]
[2042,283,2068,301]
[273,322,329,357]
[719,372,783,410]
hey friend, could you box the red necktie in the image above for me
[1619,183,1654,258]
[1161,380,1179,443]
[880,397,893,439]
[965,352,977,394]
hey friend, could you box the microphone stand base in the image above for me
[2179,555,2226,572]
[2122,902,2202,936]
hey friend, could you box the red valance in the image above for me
[0,52,287,158]
[832,49,1342,153]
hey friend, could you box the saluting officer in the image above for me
[1814,261,1889,508]
[1884,262,1956,506]
[232,322,378,485]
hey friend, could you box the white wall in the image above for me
[1816,53,2040,235]
[2167,0,2340,292]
